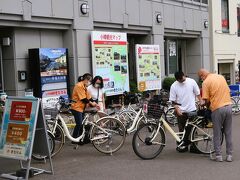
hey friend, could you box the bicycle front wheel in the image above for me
[32,131,55,161]
[164,107,177,126]
[47,120,65,157]
[132,123,165,160]
[91,117,126,154]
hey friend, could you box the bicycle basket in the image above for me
[146,101,164,119]
[44,108,58,119]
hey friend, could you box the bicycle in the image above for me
[132,101,223,160]
[230,91,240,114]
[32,97,126,161]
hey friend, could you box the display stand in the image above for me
[0,96,54,180]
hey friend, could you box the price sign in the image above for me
[0,97,39,160]
[6,123,29,144]
[10,101,32,121]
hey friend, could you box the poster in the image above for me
[169,41,176,57]
[91,31,130,96]
[136,44,161,91]
[0,97,39,160]
[39,48,68,108]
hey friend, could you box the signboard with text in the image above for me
[91,31,130,96]
[29,48,69,109]
[0,97,39,160]
[136,44,161,91]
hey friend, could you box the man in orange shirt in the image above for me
[198,69,233,162]
[71,73,98,145]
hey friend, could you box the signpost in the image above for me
[0,96,53,180]
[91,31,130,96]
[136,44,161,91]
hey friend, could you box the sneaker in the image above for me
[226,155,233,162]
[176,146,188,153]
[211,155,223,162]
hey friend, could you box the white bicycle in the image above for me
[32,97,126,160]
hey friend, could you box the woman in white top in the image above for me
[87,76,105,111]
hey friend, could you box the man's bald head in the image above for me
[198,69,210,80]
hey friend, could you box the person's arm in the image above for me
[169,84,182,116]
[192,79,205,105]
[201,82,210,107]
[102,93,105,110]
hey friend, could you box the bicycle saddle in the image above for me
[183,111,197,118]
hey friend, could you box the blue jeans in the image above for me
[71,109,83,138]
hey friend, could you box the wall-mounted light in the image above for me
[80,3,89,15]
[204,20,209,28]
[156,13,162,24]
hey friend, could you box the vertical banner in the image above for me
[0,97,39,160]
[136,44,161,91]
[38,48,69,108]
[91,31,130,96]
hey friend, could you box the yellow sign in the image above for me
[139,82,146,92]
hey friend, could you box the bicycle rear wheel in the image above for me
[91,117,126,154]
[32,131,55,161]
[132,123,165,160]
[191,125,223,154]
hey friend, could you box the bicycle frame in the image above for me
[126,108,145,134]
[155,116,212,144]
[52,113,111,143]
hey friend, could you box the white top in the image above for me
[169,78,200,112]
[87,85,103,102]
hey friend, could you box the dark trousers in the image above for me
[71,109,84,138]
[177,113,192,144]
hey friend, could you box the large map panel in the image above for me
[91,31,129,96]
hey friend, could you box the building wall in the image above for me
[0,0,209,95]
[210,0,240,83]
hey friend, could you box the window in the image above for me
[202,0,208,4]
[168,40,178,75]
[238,7,240,37]
[221,0,229,33]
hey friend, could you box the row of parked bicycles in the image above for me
[32,90,217,161]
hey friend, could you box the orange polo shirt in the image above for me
[71,81,91,112]
[202,73,231,112]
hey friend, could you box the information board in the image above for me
[0,97,39,161]
[136,44,161,91]
[91,31,130,96]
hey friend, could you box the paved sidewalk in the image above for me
[1,115,240,180]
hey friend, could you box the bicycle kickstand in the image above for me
[74,145,79,150]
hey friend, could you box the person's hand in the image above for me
[174,106,182,116]
[91,102,97,107]
[96,104,100,110]
[199,99,205,106]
